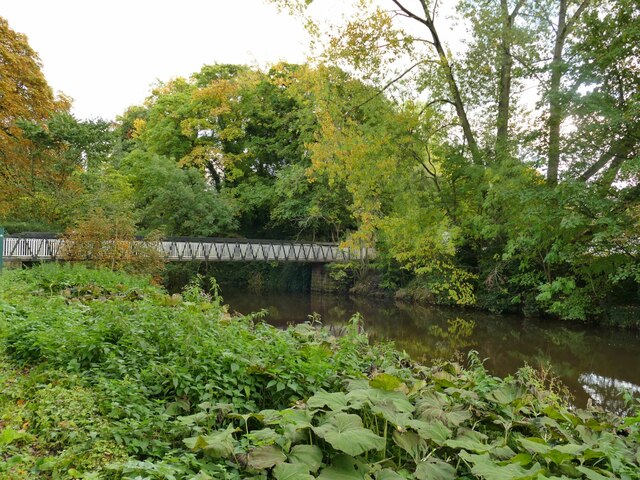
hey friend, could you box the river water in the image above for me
[223,291,640,412]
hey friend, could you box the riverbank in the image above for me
[1,264,639,479]
[166,261,640,329]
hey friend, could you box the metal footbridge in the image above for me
[1,234,372,263]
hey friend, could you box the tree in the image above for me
[121,150,238,237]
[269,0,640,318]
[569,0,639,185]
[0,16,67,216]
[127,63,354,240]
[0,17,57,147]
[545,0,591,184]
[0,17,77,221]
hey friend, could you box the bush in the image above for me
[60,208,165,277]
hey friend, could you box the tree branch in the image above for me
[509,0,526,23]
[564,0,591,34]
[579,135,635,183]
[346,60,429,114]
[391,0,429,27]
[418,99,456,117]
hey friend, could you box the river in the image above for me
[223,290,640,413]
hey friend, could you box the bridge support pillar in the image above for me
[310,264,342,293]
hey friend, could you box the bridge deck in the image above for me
[2,236,372,263]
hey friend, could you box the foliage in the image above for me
[2,6,639,323]
[0,17,70,220]
[126,62,355,240]
[120,150,238,237]
[1,265,639,479]
[61,209,165,277]
[265,0,640,320]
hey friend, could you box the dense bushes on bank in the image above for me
[0,265,638,479]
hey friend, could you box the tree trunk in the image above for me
[546,0,591,185]
[417,1,483,165]
[546,0,567,185]
[496,0,524,160]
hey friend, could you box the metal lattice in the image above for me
[3,236,373,263]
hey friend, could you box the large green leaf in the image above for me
[518,437,551,455]
[575,466,612,480]
[371,400,412,427]
[246,427,280,445]
[459,452,543,480]
[313,413,385,456]
[308,391,350,412]
[392,430,426,461]
[443,408,472,427]
[407,419,452,445]
[369,373,404,391]
[486,384,522,405]
[259,409,283,425]
[273,463,316,480]
[288,444,323,473]
[317,454,369,480]
[0,428,27,446]
[444,428,490,453]
[280,409,314,429]
[414,458,456,480]
[418,404,471,427]
[375,468,406,479]
[416,392,449,411]
[247,445,287,469]
[346,388,414,414]
[183,424,236,458]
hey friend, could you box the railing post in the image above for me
[0,227,4,272]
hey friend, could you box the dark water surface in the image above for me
[223,291,640,412]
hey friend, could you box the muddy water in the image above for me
[223,291,640,412]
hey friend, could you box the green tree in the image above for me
[269,0,640,317]
[127,63,354,240]
[121,150,237,237]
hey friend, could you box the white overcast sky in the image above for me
[3,1,466,121]
[2,1,318,120]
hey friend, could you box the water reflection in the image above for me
[579,373,640,414]
[223,291,640,411]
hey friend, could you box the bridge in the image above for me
[1,234,373,264]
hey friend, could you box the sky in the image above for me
[2,1,317,120]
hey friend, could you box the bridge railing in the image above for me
[4,236,64,260]
[2,236,374,263]
[160,239,371,262]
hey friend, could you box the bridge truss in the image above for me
[2,236,372,263]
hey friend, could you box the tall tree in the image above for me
[0,17,76,224]
[546,0,591,185]
[0,17,64,214]
[495,0,525,158]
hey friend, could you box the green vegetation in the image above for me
[1,265,639,479]
[2,3,638,323]
[163,263,312,295]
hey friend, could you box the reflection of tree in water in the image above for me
[543,328,594,366]
[426,318,476,361]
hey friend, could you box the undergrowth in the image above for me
[0,264,638,479]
